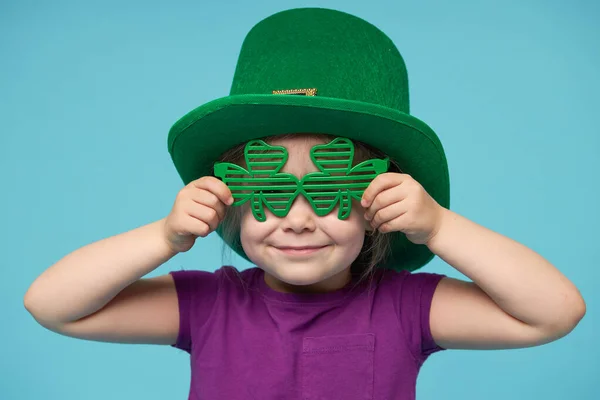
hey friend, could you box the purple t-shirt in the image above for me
[169,265,445,400]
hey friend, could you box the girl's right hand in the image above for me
[164,176,234,254]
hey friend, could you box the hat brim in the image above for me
[168,94,450,271]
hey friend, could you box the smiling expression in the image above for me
[239,135,373,294]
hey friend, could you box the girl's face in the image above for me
[239,135,371,294]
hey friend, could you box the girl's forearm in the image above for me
[24,218,177,327]
[426,208,585,333]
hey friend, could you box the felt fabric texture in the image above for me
[167,7,450,271]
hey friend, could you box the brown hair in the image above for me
[215,133,402,286]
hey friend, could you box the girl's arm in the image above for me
[427,209,586,350]
[24,218,181,344]
[24,176,231,344]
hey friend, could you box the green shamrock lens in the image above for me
[213,137,388,222]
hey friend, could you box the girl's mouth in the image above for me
[275,245,329,256]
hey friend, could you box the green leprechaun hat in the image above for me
[167,7,450,271]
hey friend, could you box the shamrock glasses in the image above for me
[213,137,389,222]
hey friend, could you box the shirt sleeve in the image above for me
[169,268,220,353]
[397,270,446,364]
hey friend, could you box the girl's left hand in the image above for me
[361,172,446,245]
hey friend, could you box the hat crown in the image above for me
[230,8,410,113]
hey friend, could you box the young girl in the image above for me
[24,7,585,400]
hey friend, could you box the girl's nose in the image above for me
[280,194,316,233]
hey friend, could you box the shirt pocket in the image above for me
[301,333,375,400]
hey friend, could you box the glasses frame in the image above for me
[214,137,389,221]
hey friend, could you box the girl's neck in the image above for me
[263,267,352,294]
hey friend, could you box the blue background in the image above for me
[3,0,598,398]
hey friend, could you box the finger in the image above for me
[370,201,408,230]
[186,217,212,238]
[190,189,226,222]
[361,173,407,208]
[376,214,407,234]
[364,186,403,221]
[192,176,234,206]
[186,202,221,233]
